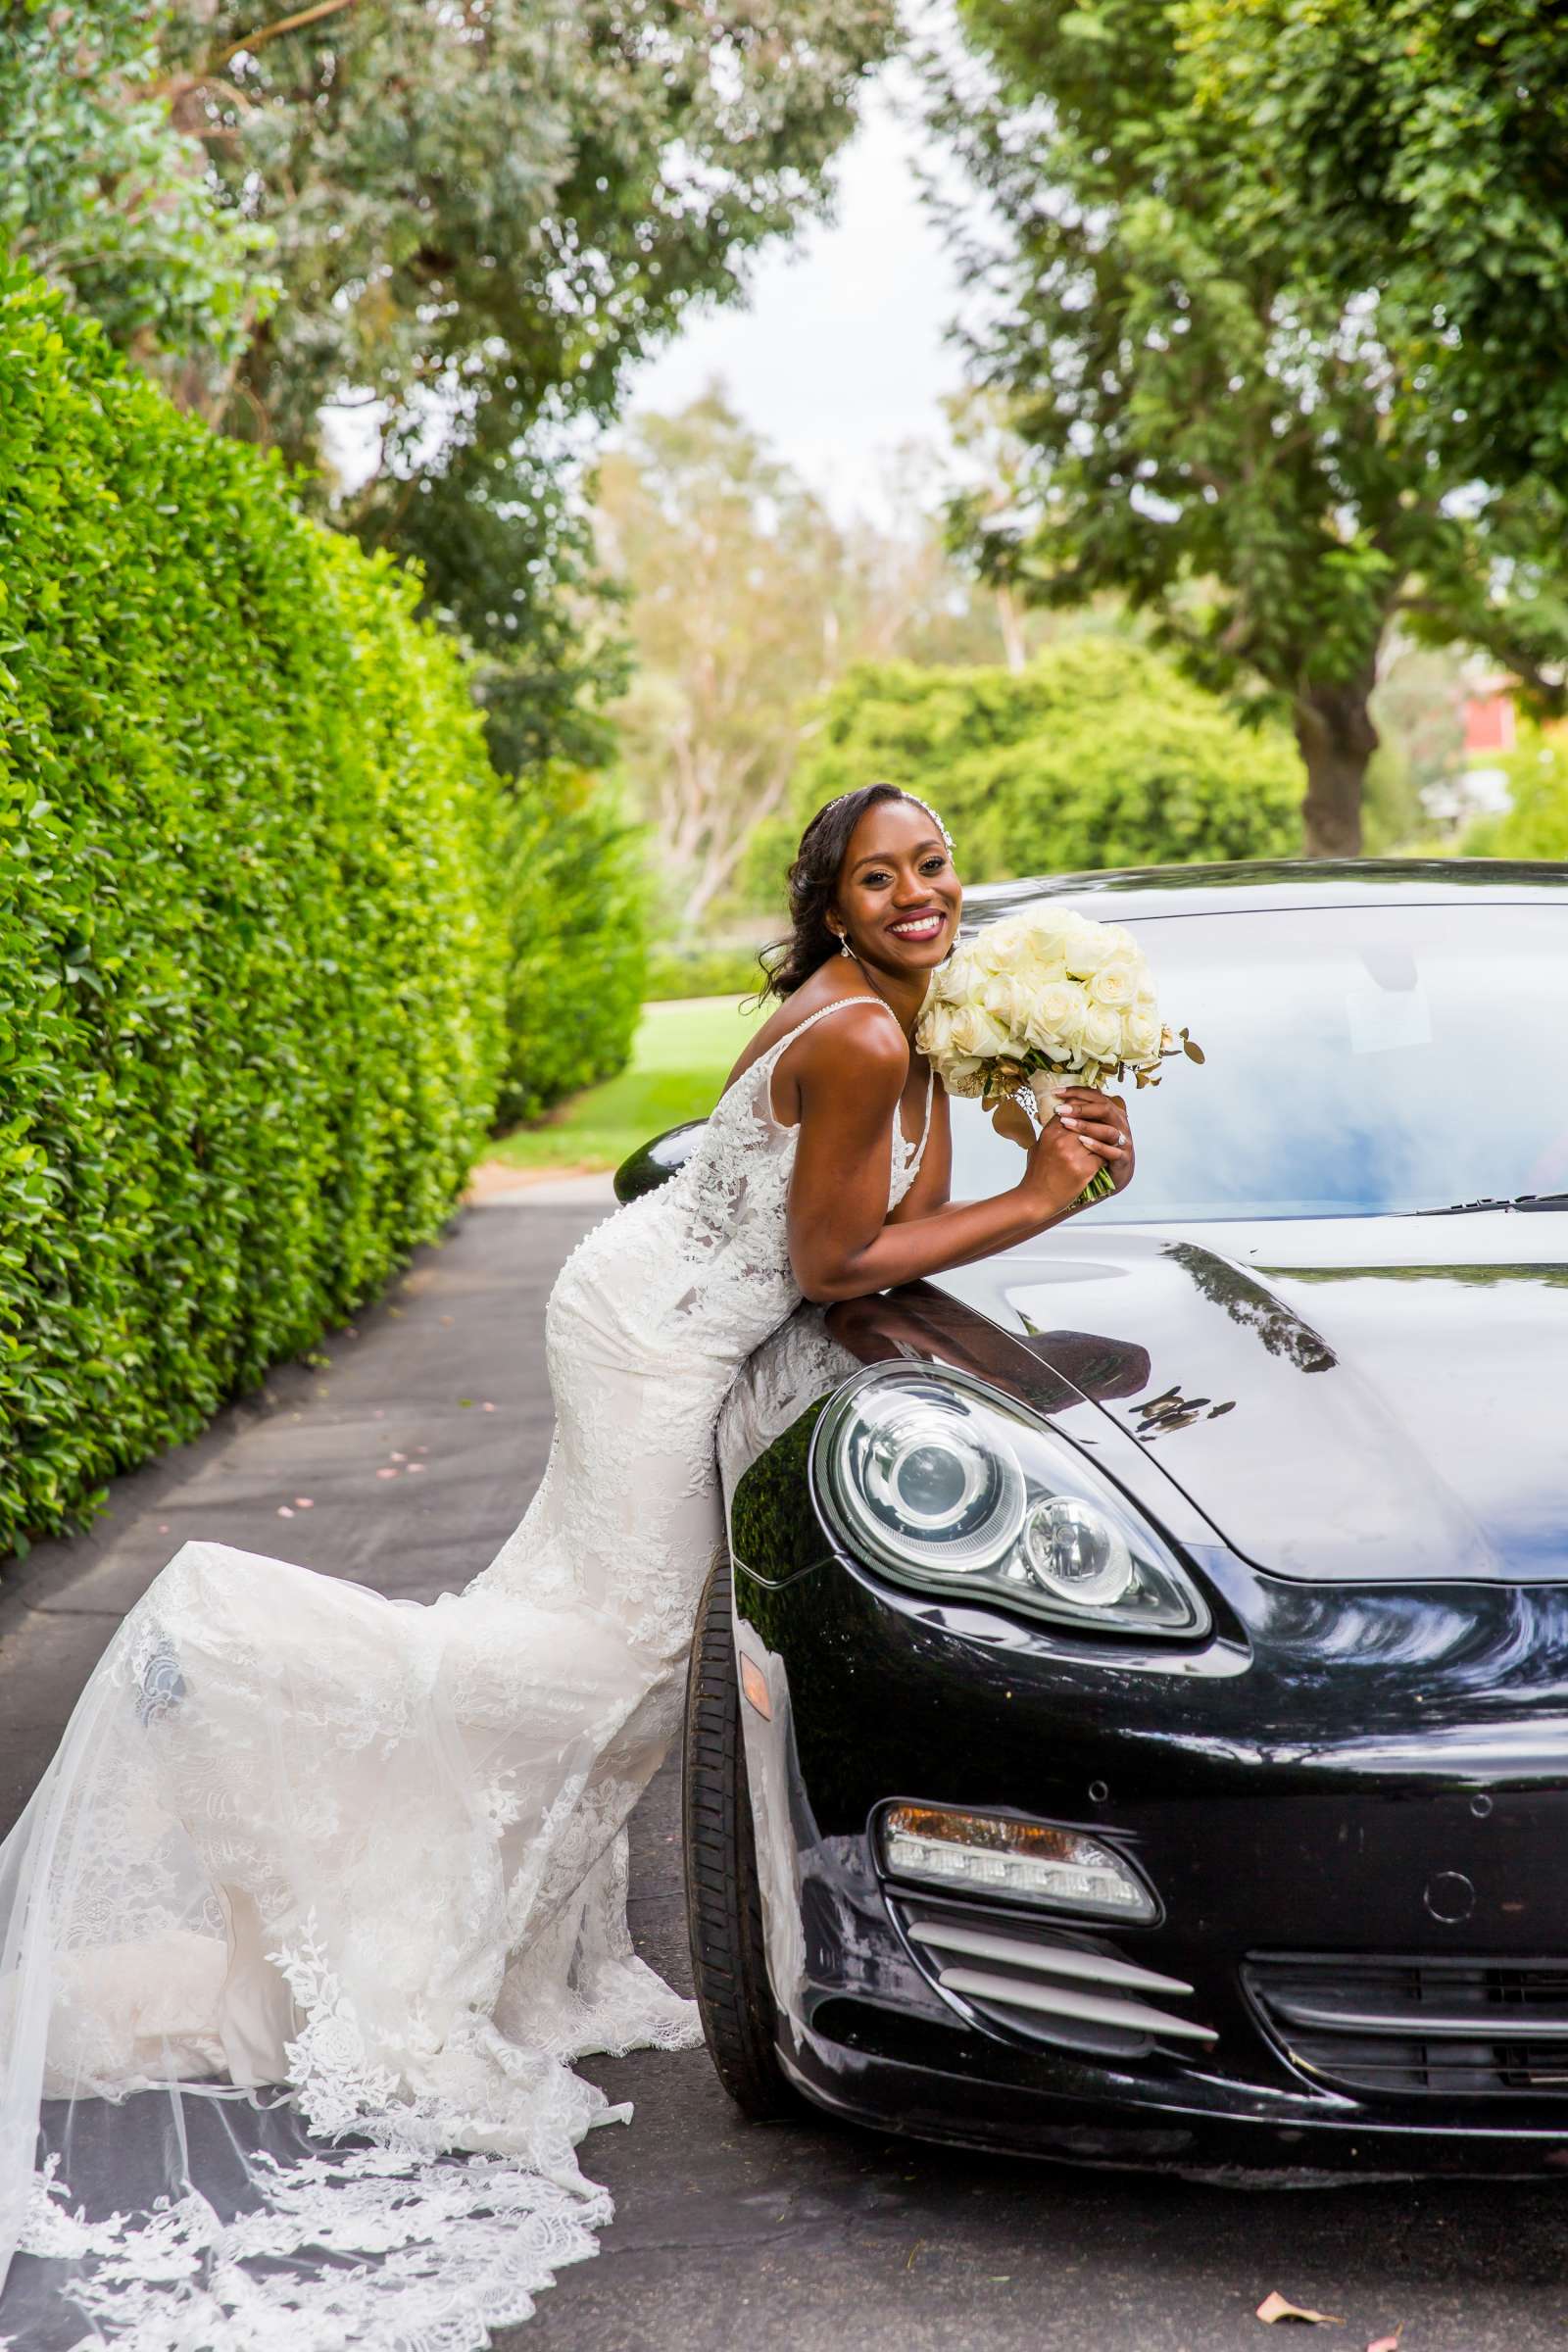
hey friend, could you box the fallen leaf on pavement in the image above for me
[1257,2291,1344,2327]
[1366,2332,1401,2352]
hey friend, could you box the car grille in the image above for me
[1247,1951,1568,2097]
[890,1895,1217,2060]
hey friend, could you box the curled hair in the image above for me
[758,784,945,1000]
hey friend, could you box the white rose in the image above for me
[925,950,968,1008]
[1019,928,1070,983]
[915,1002,958,1063]
[1024,979,1088,1057]
[967,922,1015,979]
[1065,917,1140,977]
[1081,1004,1124,1065]
[948,1004,1012,1059]
[979,973,1033,1042]
[1088,959,1139,1009]
[1123,1009,1161,1063]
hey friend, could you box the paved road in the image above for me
[3,1189,1566,2352]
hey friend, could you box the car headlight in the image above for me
[812,1364,1209,1638]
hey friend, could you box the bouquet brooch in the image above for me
[915,905,1203,1205]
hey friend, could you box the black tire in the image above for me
[683,1547,797,2119]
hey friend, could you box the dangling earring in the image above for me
[839,934,854,959]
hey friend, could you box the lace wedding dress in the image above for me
[0,996,931,2352]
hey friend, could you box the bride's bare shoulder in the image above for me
[722,981,906,1098]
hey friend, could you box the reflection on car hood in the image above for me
[926,1215,1568,1585]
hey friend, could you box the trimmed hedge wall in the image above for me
[0,254,506,1552]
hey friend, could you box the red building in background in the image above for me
[1462,682,1516,761]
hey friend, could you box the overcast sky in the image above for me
[624,43,971,522]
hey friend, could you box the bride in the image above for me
[0,783,1131,2350]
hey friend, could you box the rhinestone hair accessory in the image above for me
[819,787,955,853]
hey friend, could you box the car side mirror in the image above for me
[613,1119,708,1205]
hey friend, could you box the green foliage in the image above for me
[643,944,769,1003]
[599,392,858,935]
[493,773,648,1130]
[932,0,1568,852]
[1462,725,1568,861]
[5,6,895,797]
[0,255,504,1553]
[601,390,1034,933]
[169,3,896,475]
[1177,0,1568,492]
[0,0,274,367]
[795,640,1300,877]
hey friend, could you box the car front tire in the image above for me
[683,1547,797,2120]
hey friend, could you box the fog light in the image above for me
[880,1803,1156,1924]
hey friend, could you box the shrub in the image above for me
[793,639,1301,876]
[0,253,506,1552]
[493,769,648,1129]
[642,943,767,1002]
[1461,722,1568,859]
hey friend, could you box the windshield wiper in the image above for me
[1416,1193,1568,1215]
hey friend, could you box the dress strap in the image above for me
[766,993,903,1054]
[907,1058,936,1173]
[759,994,904,1131]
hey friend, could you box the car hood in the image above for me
[926,1213,1568,1585]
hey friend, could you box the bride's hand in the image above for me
[1032,1088,1135,1200]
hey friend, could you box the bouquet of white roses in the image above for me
[915,905,1202,1204]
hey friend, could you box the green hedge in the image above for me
[0,253,506,1552]
[493,767,647,1129]
[793,638,1302,876]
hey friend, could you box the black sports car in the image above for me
[617,858,1568,2174]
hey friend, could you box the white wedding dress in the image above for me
[0,995,931,2352]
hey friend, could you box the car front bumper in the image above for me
[731,1542,1568,2172]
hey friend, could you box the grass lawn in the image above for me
[484,996,767,1176]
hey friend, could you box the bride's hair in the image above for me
[759,782,941,999]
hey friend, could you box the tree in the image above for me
[0,0,273,369]
[6,3,895,786]
[157,3,893,474]
[1176,0,1568,494]
[168,0,893,784]
[792,638,1301,878]
[597,393,855,933]
[598,391,1031,930]
[929,0,1568,854]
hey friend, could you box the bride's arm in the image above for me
[786,1027,1129,1305]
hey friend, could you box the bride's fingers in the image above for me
[1059,1117,1128,1158]
[1056,1091,1128,1134]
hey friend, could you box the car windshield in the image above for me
[946,901,1568,1222]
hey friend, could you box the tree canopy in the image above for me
[0,1,273,366]
[160,1,894,475]
[932,0,1568,853]
[1176,0,1568,492]
[5,2,895,786]
[601,390,1026,930]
